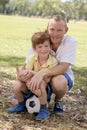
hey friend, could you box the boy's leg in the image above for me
[11,97,18,106]
[11,80,27,105]
[35,81,50,121]
[7,80,27,113]
[33,89,41,97]
[13,80,27,102]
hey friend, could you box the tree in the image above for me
[10,0,30,15]
[0,0,9,13]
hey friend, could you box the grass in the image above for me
[0,15,87,130]
[0,15,87,90]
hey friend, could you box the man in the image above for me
[27,15,77,114]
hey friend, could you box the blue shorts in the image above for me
[64,73,73,90]
[13,74,72,101]
[20,83,52,102]
[23,73,72,100]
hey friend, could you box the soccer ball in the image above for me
[26,95,40,114]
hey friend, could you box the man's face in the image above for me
[47,19,67,45]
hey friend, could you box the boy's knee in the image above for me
[13,81,23,90]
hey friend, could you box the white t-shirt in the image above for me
[26,34,77,83]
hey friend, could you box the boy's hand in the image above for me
[16,65,33,82]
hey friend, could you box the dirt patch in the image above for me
[0,80,87,130]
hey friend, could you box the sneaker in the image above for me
[7,103,27,113]
[35,109,50,121]
[53,100,64,114]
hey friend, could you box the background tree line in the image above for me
[0,0,87,21]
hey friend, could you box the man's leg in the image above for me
[51,75,68,101]
[51,75,68,114]
[51,74,73,114]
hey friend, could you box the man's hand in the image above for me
[28,70,46,91]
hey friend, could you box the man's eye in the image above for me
[50,29,54,31]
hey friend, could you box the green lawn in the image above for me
[0,15,87,130]
[0,15,87,90]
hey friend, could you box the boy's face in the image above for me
[34,40,51,58]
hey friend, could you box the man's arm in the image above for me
[28,62,70,90]
[44,62,70,77]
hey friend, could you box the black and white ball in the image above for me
[26,95,40,114]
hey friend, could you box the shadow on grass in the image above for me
[72,66,87,91]
[0,55,26,81]
[0,55,87,91]
[0,55,25,67]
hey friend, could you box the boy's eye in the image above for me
[45,45,48,47]
[38,46,42,48]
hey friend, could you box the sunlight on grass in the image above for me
[67,21,87,67]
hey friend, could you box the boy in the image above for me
[7,31,58,121]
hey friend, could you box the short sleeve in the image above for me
[25,47,34,63]
[26,55,34,70]
[56,36,77,65]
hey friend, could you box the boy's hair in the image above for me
[31,31,50,48]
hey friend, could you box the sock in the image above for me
[19,101,25,106]
[41,104,47,110]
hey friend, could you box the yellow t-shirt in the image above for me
[26,53,58,72]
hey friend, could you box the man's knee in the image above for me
[51,75,68,91]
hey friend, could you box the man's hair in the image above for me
[52,15,66,22]
[47,15,67,28]
[31,31,50,48]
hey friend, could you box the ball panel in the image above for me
[26,95,40,114]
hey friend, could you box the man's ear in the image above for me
[65,26,68,33]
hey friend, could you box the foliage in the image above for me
[0,0,9,13]
[0,0,9,5]
[0,0,87,20]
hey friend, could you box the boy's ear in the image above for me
[32,46,36,51]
